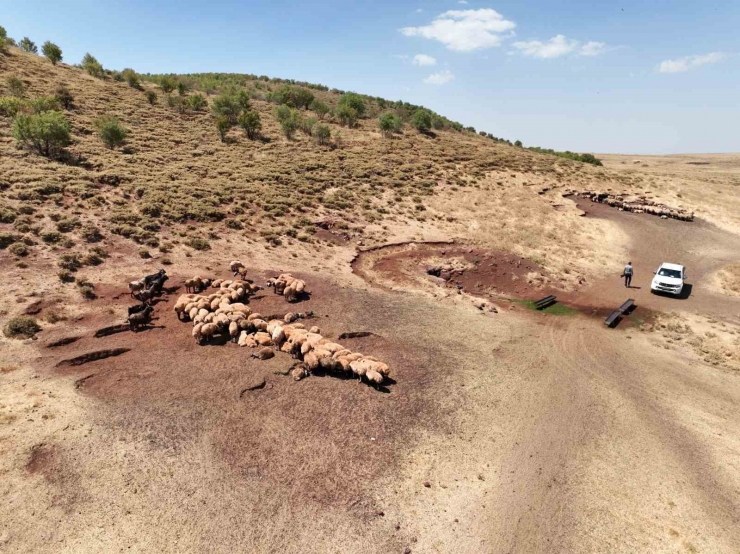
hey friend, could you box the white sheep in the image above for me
[229,260,245,276]
[128,279,145,298]
[229,321,239,343]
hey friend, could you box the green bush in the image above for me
[7,76,25,98]
[145,90,157,105]
[275,106,298,138]
[177,82,187,96]
[211,89,249,124]
[335,105,357,127]
[314,124,331,145]
[41,230,63,244]
[19,37,37,54]
[9,242,28,257]
[274,104,292,123]
[215,116,231,142]
[159,76,177,93]
[41,41,62,65]
[138,248,151,259]
[55,217,79,232]
[58,253,82,272]
[12,111,71,157]
[337,92,365,117]
[298,115,317,136]
[166,94,186,113]
[237,110,261,139]
[310,99,330,119]
[188,93,207,111]
[270,85,314,109]
[81,53,104,78]
[378,112,403,137]
[186,237,211,251]
[411,109,433,132]
[3,316,41,339]
[80,224,103,242]
[29,96,60,113]
[122,68,140,89]
[0,26,6,52]
[54,86,73,109]
[514,140,522,147]
[0,97,26,117]
[58,270,74,283]
[94,115,127,149]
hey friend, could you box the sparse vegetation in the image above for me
[238,110,262,139]
[188,93,208,111]
[19,37,37,54]
[54,85,74,109]
[314,124,331,145]
[6,76,25,98]
[94,115,128,149]
[122,68,141,89]
[41,41,62,65]
[81,53,104,78]
[159,76,177,93]
[145,90,157,105]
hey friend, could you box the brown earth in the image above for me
[1,45,740,553]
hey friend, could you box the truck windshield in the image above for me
[658,268,682,279]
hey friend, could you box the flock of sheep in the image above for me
[169,262,390,388]
[126,269,169,330]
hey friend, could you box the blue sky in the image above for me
[2,0,739,154]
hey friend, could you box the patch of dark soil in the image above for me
[74,373,96,389]
[56,348,131,367]
[27,443,58,474]
[24,298,59,315]
[352,242,556,301]
[46,336,82,348]
[314,228,351,245]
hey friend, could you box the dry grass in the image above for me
[713,263,740,296]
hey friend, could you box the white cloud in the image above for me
[458,0,468,4]
[423,70,455,85]
[416,8,423,13]
[413,54,437,66]
[400,8,516,52]
[512,35,607,59]
[658,52,727,73]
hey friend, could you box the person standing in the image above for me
[622,261,633,288]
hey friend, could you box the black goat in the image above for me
[143,269,167,287]
[127,305,153,331]
[128,303,150,317]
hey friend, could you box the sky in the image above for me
[2,0,739,154]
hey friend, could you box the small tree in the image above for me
[275,106,298,138]
[212,93,243,124]
[314,124,330,145]
[298,115,317,136]
[215,116,231,142]
[6,76,25,98]
[188,93,207,111]
[81,53,104,78]
[378,112,402,137]
[19,37,37,54]
[121,68,140,89]
[12,111,71,157]
[237,110,261,139]
[432,116,444,130]
[0,26,7,52]
[95,115,127,149]
[159,76,177,93]
[274,104,292,124]
[337,92,366,117]
[145,90,157,105]
[0,97,25,117]
[41,41,62,65]
[310,99,330,120]
[514,140,522,147]
[335,105,358,128]
[411,109,432,132]
[177,81,187,96]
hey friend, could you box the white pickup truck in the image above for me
[651,263,686,296]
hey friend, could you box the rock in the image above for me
[488,306,498,314]
[423,481,431,488]
[404,549,412,554]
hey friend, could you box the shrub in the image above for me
[166,94,186,113]
[310,99,330,119]
[411,109,432,132]
[186,237,211,251]
[122,68,140,89]
[274,104,292,123]
[41,230,63,243]
[211,90,248,124]
[78,281,97,300]
[0,96,26,117]
[9,242,28,257]
[337,92,365,117]
[29,96,60,113]
[12,111,71,157]
[161,257,172,265]
[54,86,73,109]
[145,90,157,105]
[432,116,444,130]
[81,53,104,78]
[138,248,151,259]
[314,124,331,145]
[215,116,231,142]
[80,224,103,242]
[188,93,207,111]
[3,316,41,339]
[41,41,62,65]
[7,76,25,98]
[19,37,37,54]
[298,115,317,136]
[94,115,127,149]
[58,270,74,282]
[514,140,522,147]
[335,105,357,127]
[0,232,19,248]
[159,76,177,93]
[177,82,187,96]
[58,253,82,271]
[237,110,261,139]
[378,112,402,137]
[271,85,314,109]
[0,26,6,52]
[55,217,79,232]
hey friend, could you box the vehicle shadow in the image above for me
[651,283,693,300]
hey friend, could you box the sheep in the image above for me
[128,279,145,298]
[284,312,297,324]
[251,347,274,360]
[291,364,308,381]
[229,260,245,276]
[366,369,384,388]
[252,319,268,332]
[247,313,263,321]
[271,325,286,345]
[173,297,192,320]
[189,307,199,321]
[254,332,272,346]
[200,322,218,344]
[212,279,223,288]
[185,277,202,293]
[192,323,204,343]
[229,321,239,343]
[309,326,321,334]
[128,305,153,331]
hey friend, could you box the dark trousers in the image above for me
[624,274,632,287]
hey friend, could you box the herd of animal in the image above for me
[123,261,390,388]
